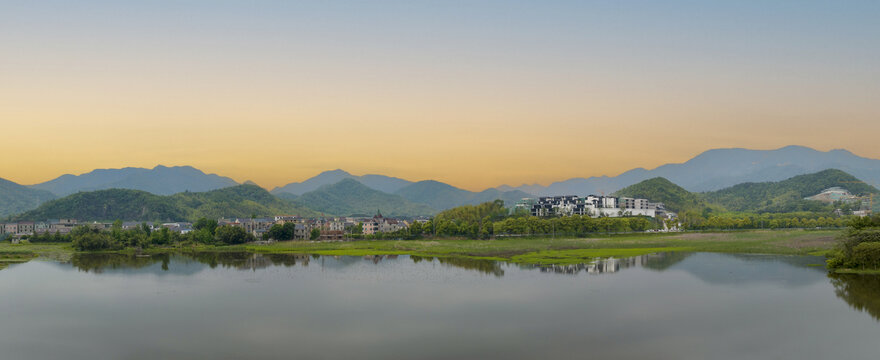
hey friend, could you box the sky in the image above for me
[2,0,879,191]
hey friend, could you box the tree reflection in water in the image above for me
[71,253,171,273]
[68,251,689,278]
[413,256,505,277]
[69,252,315,273]
[829,273,880,321]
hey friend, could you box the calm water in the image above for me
[2,252,879,359]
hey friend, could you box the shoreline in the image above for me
[2,229,845,268]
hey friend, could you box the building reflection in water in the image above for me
[533,252,690,275]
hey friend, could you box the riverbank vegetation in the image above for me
[2,229,839,268]
[17,218,255,251]
[826,215,880,273]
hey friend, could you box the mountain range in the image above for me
[14,168,876,222]
[498,146,880,195]
[31,165,238,196]
[270,169,412,195]
[4,145,880,219]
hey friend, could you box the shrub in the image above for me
[214,225,254,245]
[848,242,880,269]
[72,232,119,251]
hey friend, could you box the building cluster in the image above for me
[806,187,873,217]
[1,219,78,240]
[517,195,670,218]
[805,187,858,203]
[1,213,411,242]
[217,212,409,240]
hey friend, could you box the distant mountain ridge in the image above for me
[394,180,533,211]
[498,146,880,196]
[31,165,239,196]
[271,169,412,195]
[274,170,533,213]
[5,145,880,219]
[0,177,57,218]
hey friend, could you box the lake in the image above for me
[1,252,879,359]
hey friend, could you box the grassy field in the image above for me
[243,229,841,265]
[0,229,841,268]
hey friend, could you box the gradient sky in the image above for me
[2,0,879,191]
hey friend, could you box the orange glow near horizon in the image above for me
[2,1,879,191]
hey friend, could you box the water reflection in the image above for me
[412,255,505,277]
[530,252,690,275]
[69,252,318,273]
[4,251,880,359]
[65,251,691,278]
[829,273,880,321]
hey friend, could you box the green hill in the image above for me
[613,177,709,213]
[0,177,57,219]
[13,185,320,222]
[704,169,878,213]
[171,185,320,219]
[13,189,184,221]
[293,179,435,217]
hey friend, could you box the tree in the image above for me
[267,223,297,241]
[70,226,120,251]
[193,218,218,235]
[310,228,321,240]
[214,226,253,245]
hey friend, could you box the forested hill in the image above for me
[613,169,877,214]
[613,177,711,213]
[703,169,878,213]
[291,179,435,217]
[13,185,320,222]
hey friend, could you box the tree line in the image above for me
[21,218,256,251]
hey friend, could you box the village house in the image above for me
[362,213,409,235]
[273,215,300,224]
[49,219,78,234]
[17,221,35,234]
[319,230,345,241]
[161,222,194,234]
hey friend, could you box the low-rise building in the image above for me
[17,221,35,235]
[362,213,408,235]
[294,224,311,240]
[319,230,345,241]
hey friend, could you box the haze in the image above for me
[2,0,878,191]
